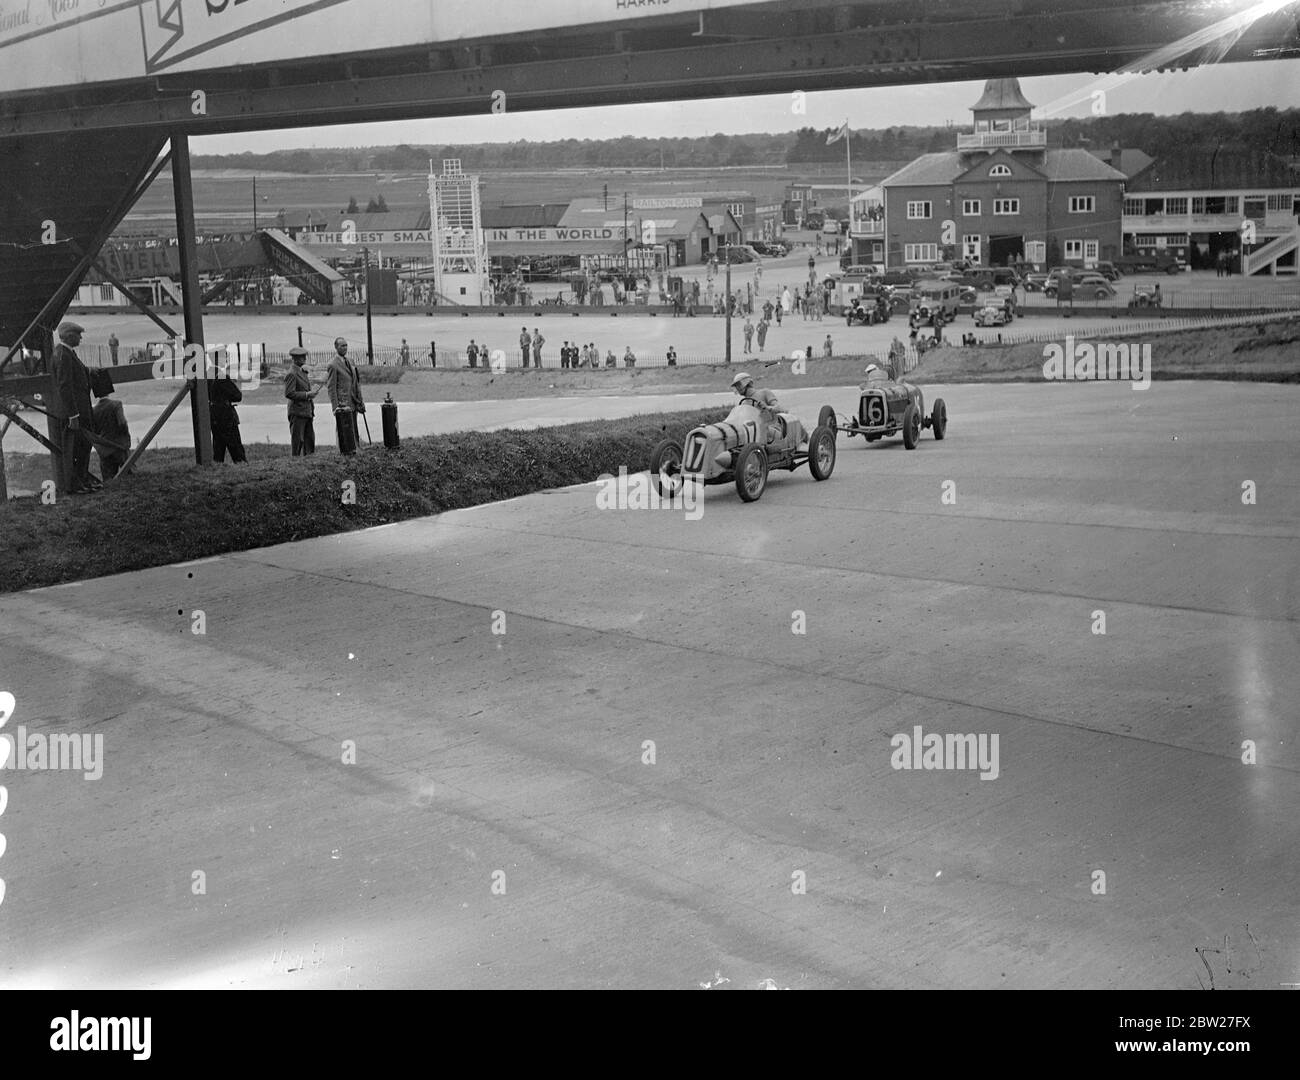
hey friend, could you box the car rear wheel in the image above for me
[734,444,768,502]
[649,438,683,498]
[1095,288,1111,300]
[808,425,836,480]
[817,405,837,433]
[901,403,920,449]
[931,398,947,440]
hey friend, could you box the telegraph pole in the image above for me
[363,246,375,364]
[724,240,732,366]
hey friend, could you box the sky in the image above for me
[193,60,1300,155]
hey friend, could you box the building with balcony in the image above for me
[879,78,1126,270]
[848,187,885,265]
[1120,187,1300,273]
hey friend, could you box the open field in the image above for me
[121,164,892,232]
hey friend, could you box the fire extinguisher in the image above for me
[381,392,399,449]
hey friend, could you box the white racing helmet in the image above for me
[730,371,754,392]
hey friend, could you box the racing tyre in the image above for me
[734,444,768,502]
[808,425,836,481]
[817,405,837,433]
[650,438,684,498]
[901,403,921,449]
[931,398,947,440]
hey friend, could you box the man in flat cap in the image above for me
[51,322,99,493]
[284,346,320,455]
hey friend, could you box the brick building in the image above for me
[880,78,1127,270]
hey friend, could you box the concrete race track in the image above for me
[1,381,1297,989]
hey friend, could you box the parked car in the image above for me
[818,364,948,450]
[1044,272,1117,300]
[1095,261,1122,281]
[650,396,837,503]
[715,246,755,264]
[881,268,921,287]
[963,266,1022,292]
[974,303,1014,327]
[1113,251,1185,275]
[1022,272,1049,292]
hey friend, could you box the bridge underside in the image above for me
[2,0,1297,138]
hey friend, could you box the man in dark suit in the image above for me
[209,370,247,463]
[51,322,98,493]
[284,346,319,455]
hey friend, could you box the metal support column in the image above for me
[171,133,212,464]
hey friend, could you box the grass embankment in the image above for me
[0,408,725,593]
[910,318,1300,383]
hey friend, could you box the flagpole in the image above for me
[845,118,852,223]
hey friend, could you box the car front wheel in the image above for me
[649,438,683,498]
[808,425,836,480]
[734,444,768,502]
[931,398,947,440]
[901,403,920,449]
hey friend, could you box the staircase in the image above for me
[1242,222,1299,276]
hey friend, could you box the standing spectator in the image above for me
[519,326,531,367]
[823,333,834,359]
[705,279,715,309]
[666,346,677,367]
[690,279,700,313]
[605,349,617,368]
[580,343,591,368]
[400,339,410,366]
[90,375,130,481]
[284,346,319,456]
[532,329,544,368]
[430,340,437,369]
[560,340,570,369]
[762,298,774,322]
[782,286,792,316]
[467,339,479,369]
[623,346,636,368]
[209,372,247,463]
[108,332,119,366]
[743,316,754,354]
[756,318,769,352]
[327,337,364,454]
[51,322,98,493]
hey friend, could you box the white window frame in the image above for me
[993,198,1020,215]
[1068,195,1096,214]
[988,164,1011,177]
[962,199,981,216]
[1124,198,1144,215]
[1084,239,1099,262]
[904,243,939,263]
[1064,239,1084,259]
[1164,197,1188,215]
[907,201,932,220]
[1024,240,1046,264]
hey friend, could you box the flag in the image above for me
[826,123,849,145]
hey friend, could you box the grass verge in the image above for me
[0,407,726,593]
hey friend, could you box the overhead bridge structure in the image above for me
[1,0,1298,482]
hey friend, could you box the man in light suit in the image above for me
[326,337,365,454]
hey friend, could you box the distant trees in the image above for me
[187,108,1298,186]
[364,195,390,213]
[346,196,360,213]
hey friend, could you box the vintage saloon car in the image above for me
[650,396,837,502]
[818,364,948,450]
